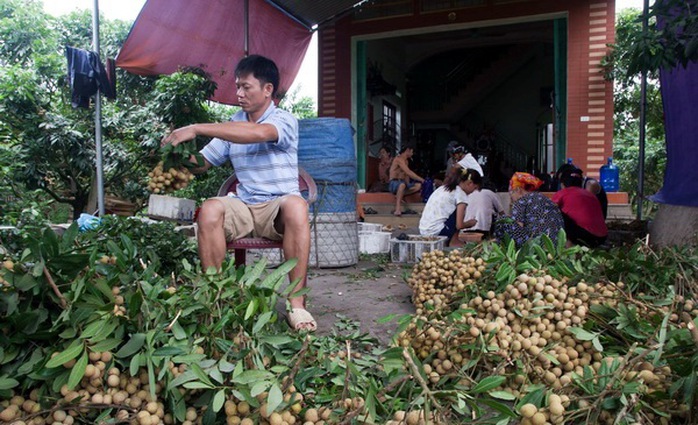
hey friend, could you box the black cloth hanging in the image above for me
[65,46,116,108]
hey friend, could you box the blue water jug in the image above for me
[599,157,619,192]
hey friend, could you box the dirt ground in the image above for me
[300,257,417,346]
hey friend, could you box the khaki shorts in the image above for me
[213,195,301,242]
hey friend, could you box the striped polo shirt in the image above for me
[200,103,300,204]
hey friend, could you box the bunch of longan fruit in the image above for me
[147,162,194,194]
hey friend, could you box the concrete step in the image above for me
[607,204,634,221]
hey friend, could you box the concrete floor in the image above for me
[301,257,417,346]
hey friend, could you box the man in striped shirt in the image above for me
[161,55,315,331]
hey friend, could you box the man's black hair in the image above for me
[235,55,280,96]
[560,167,584,188]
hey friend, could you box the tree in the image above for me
[603,8,667,213]
[604,0,698,246]
[0,0,318,220]
[0,1,219,218]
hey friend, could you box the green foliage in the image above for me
[1,221,697,423]
[279,86,317,120]
[79,215,199,276]
[150,67,218,129]
[582,241,696,296]
[603,9,667,214]
[484,231,585,289]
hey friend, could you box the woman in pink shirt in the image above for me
[552,168,608,247]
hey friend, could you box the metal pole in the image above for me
[244,0,249,56]
[637,0,649,220]
[92,0,105,216]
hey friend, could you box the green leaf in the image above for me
[232,369,275,385]
[567,327,598,341]
[130,353,142,377]
[267,384,283,414]
[210,367,224,384]
[516,385,545,408]
[218,359,235,373]
[471,376,506,394]
[115,333,146,358]
[592,337,604,352]
[251,381,270,397]
[495,263,514,284]
[81,317,118,341]
[252,311,273,334]
[480,398,517,418]
[212,389,226,412]
[542,352,560,365]
[257,335,294,345]
[171,321,187,340]
[489,391,516,401]
[0,376,19,390]
[244,299,258,321]
[67,351,88,390]
[168,371,198,390]
[153,346,187,357]
[89,338,122,353]
[653,312,670,365]
[190,362,215,387]
[183,381,215,389]
[45,343,84,369]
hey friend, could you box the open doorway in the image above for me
[362,18,565,192]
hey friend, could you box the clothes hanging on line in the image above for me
[65,46,116,108]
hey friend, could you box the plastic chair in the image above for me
[216,167,317,266]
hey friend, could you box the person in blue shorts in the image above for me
[388,145,424,216]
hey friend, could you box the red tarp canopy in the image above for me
[115,0,313,105]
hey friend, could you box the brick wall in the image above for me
[565,1,615,178]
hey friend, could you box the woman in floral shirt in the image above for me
[494,172,564,247]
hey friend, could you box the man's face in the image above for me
[235,73,272,114]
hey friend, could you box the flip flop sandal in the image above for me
[286,308,317,332]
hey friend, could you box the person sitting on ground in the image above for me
[552,167,608,248]
[555,163,608,218]
[494,172,564,247]
[389,145,425,216]
[419,167,480,244]
[368,146,393,192]
[160,54,315,332]
[458,173,504,242]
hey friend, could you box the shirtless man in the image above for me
[389,146,425,216]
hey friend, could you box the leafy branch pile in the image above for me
[0,219,696,425]
[397,235,698,424]
[0,219,504,425]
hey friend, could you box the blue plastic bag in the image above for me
[77,213,101,232]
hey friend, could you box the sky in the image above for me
[42,0,645,103]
